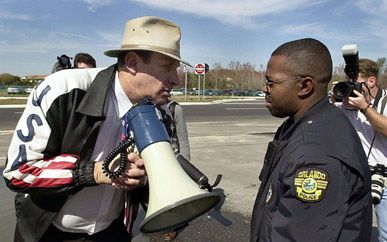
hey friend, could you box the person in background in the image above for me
[3,16,188,242]
[250,38,372,242]
[159,98,191,241]
[166,64,191,160]
[74,52,97,69]
[163,99,191,160]
[51,54,72,73]
[331,59,387,241]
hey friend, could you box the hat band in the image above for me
[121,44,180,57]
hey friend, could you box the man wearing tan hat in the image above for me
[3,16,188,242]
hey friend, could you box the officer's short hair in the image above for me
[272,38,332,84]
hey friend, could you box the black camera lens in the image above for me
[332,81,363,99]
[371,173,384,204]
[57,55,72,69]
[332,82,352,99]
[59,56,69,65]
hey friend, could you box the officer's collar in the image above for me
[277,96,328,140]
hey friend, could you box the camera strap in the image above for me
[380,93,387,115]
[367,89,387,160]
[372,88,383,109]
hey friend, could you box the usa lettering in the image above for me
[17,114,43,142]
[32,85,51,106]
[12,86,50,168]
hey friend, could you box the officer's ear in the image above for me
[297,77,314,98]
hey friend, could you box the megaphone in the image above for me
[105,101,221,233]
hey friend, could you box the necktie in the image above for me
[122,112,134,234]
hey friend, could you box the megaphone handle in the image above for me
[211,174,222,189]
[201,174,222,192]
[176,154,209,186]
[176,154,223,192]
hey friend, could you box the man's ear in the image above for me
[124,52,138,74]
[367,76,377,88]
[298,77,314,97]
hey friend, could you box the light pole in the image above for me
[226,77,233,96]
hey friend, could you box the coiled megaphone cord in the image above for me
[102,137,134,179]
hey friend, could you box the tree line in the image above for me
[1,57,386,89]
[182,57,387,91]
[0,73,23,86]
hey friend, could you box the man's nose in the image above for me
[168,72,180,86]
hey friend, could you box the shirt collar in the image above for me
[77,65,116,117]
[114,72,133,119]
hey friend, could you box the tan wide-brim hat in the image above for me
[104,16,191,66]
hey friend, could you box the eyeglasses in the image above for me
[265,75,305,87]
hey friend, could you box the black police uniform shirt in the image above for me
[250,97,372,242]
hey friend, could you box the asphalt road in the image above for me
[0,99,273,166]
[0,99,379,241]
[0,98,279,242]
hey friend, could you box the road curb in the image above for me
[0,104,26,108]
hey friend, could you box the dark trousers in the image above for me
[38,218,130,242]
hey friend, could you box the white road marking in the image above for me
[225,107,266,110]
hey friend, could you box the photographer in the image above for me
[74,52,96,69]
[332,58,387,241]
[51,54,72,73]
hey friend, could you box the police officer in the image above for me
[250,38,372,241]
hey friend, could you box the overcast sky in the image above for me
[1,0,387,76]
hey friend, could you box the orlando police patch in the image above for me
[294,168,329,202]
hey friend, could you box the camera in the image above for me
[370,164,386,204]
[332,44,362,100]
[57,54,72,69]
[332,81,362,100]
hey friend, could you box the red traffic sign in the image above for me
[195,63,205,74]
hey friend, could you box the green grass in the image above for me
[0,88,28,96]
[0,89,29,105]
[0,90,255,106]
[0,98,27,105]
[171,95,248,102]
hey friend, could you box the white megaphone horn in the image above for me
[124,101,221,233]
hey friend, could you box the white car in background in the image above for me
[7,86,25,95]
[24,87,34,94]
[170,89,184,95]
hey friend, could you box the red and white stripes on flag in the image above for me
[10,155,78,188]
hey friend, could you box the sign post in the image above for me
[182,64,188,101]
[194,63,205,75]
[197,75,201,100]
[195,63,209,100]
[195,64,205,100]
[203,64,209,97]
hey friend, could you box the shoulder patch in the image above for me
[294,168,329,202]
